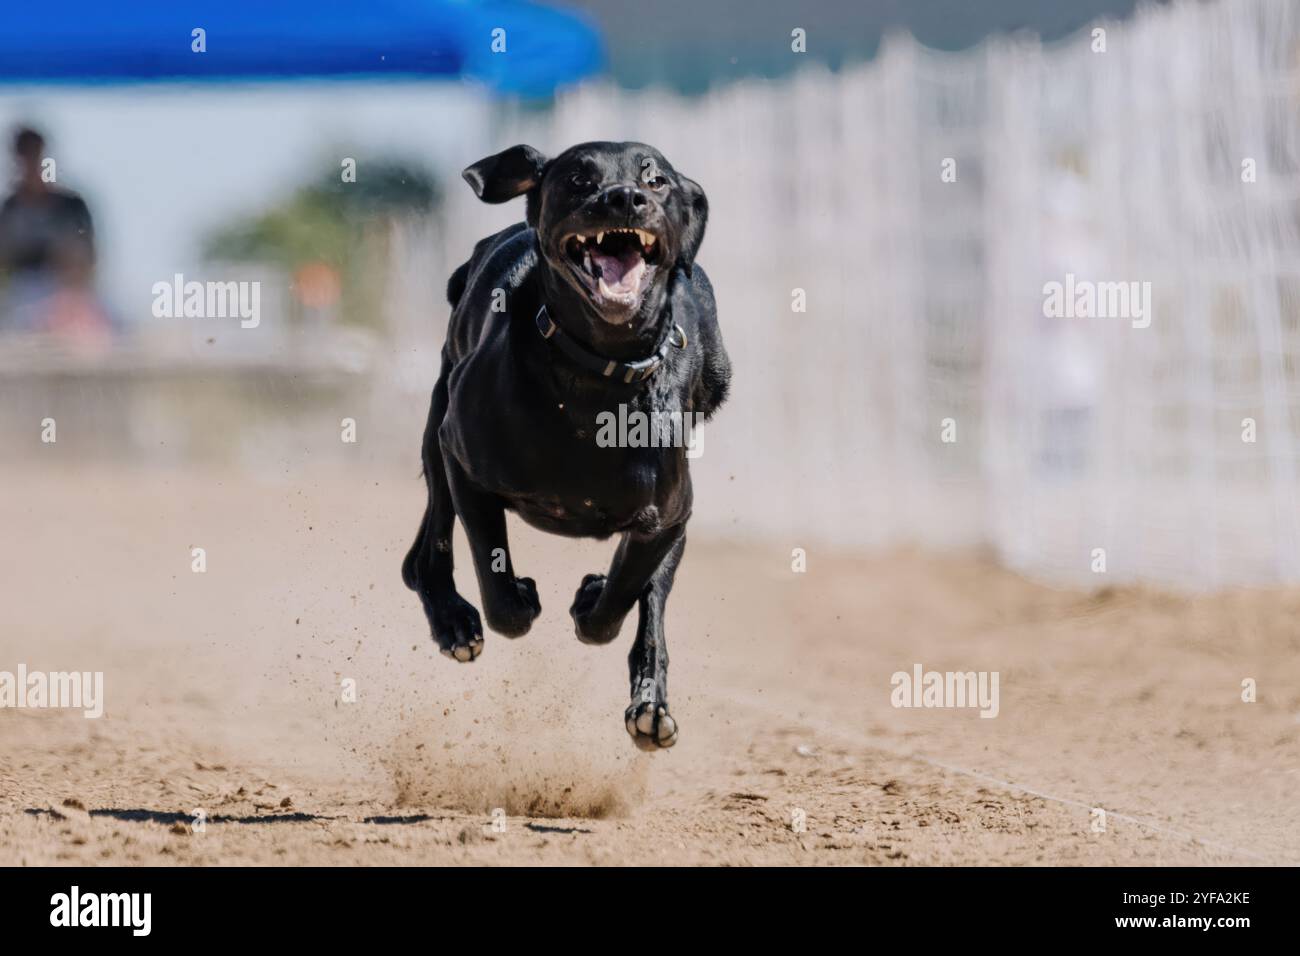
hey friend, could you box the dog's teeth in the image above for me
[596,231,605,245]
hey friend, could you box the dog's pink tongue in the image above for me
[592,250,645,293]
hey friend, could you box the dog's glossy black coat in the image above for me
[402,142,730,749]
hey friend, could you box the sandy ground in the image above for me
[1,464,1298,866]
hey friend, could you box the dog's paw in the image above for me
[484,576,541,638]
[625,700,678,751]
[570,574,620,645]
[431,592,484,662]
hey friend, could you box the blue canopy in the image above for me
[0,0,603,96]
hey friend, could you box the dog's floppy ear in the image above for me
[676,175,708,276]
[462,145,548,207]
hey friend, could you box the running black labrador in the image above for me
[402,141,730,750]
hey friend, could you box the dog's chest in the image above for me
[453,391,684,536]
[506,429,672,535]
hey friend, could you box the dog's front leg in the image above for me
[443,457,541,639]
[624,532,685,749]
[571,524,685,748]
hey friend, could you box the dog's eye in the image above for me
[568,171,594,190]
[646,175,670,190]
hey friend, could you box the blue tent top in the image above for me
[0,0,603,97]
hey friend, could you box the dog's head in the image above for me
[463,141,707,328]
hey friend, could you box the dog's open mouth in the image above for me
[563,227,661,310]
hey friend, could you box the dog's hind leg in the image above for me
[623,531,684,750]
[443,458,541,639]
[402,359,485,662]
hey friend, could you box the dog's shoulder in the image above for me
[446,222,534,309]
[444,224,541,360]
[673,265,731,420]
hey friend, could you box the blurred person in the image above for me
[0,125,111,345]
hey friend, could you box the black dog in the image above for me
[402,141,730,750]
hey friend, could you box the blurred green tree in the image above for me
[203,157,440,330]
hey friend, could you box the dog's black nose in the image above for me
[599,184,648,212]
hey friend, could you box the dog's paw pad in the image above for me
[441,637,484,663]
[431,593,484,662]
[625,701,677,750]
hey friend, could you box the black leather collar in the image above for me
[534,304,687,384]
